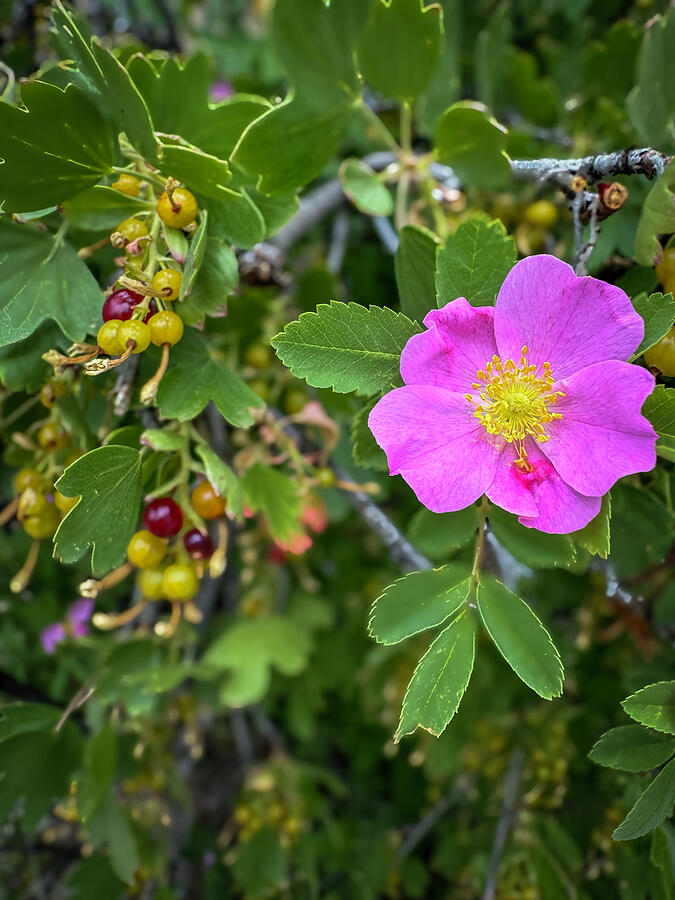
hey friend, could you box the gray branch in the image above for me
[510,148,670,185]
[482,748,526,900]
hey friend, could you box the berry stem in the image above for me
[79,563,133,598]
[92,599,147,630]
[10,539,40,594]
[140,343,171,404]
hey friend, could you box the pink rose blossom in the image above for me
[40,597,94,654]
[368,255,657,534]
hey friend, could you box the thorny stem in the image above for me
[471,496,490,590]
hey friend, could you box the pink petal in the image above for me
[540,361,657,496]
[486,443,539,517]
[40,623,66,655]
[505,442,602,533]
[400,299,497,392]
[493,255,644,379]
[368,385,501,512]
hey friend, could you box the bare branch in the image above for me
[510,148,671,185]
[482,748,526,900]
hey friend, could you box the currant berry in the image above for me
[162,563,200,601]
[283,388,307,414]
[19,489,49,517]
[249,379,269,401]
[315,467,336,488]
[183,528,214,559]
[190,481,226,519]
[54,490,78,514]
[148,310,183,346]
[644,324,675,376]
[137,567,165,600]
[37,422,68,450]
[39,382,67,409]
[157,188,198,229]
[143,497,183,538]
[117,320,151,354]
[102,288,144,322]
[151,268,182,301]
[127,529,166,568]
[524,200,558,229]
[245,343,272,369]
[111,173,141,197]
[116,217,149,243]
[655,247,675,287]
[14,468,45,494]
[98,320,125,356]
[22,505,60,539]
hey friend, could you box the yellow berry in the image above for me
[162,563,200,601]
[127,529,166,568]
[157,188,198,229]
[283,388,307,414]
[40,382,67,409]
[148,310,183,347]
[37,422,68,450]
[97,320,125,356]
[151,268,182,301]
[19,488,49,518]
[54,490,78,514]
[644,324,675,376]
[22,505,60,539]
[14,468,45,494]
[248,379,269,402]
[245,344,272,369]
[111,174,141,197]
[137,568,165,600]
[524,200,558,229]
[117,320,151,354]
[116,217,149,243]
[655,247,675,287]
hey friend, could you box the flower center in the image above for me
[466,346,564,462]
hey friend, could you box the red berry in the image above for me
[102,288,144,322]
[183,528,214,559]
[142,497,183,538]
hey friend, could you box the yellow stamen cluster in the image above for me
[466,346,564,447]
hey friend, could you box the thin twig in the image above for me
[372,216,400,254]
[326,210,350,274]
[396,781,468,861]
[575,195,601,275]
[482,748,526,900]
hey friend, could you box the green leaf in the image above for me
[642,386,675,462]
[0,222,101,346]
[396,611,476,740]
[80,723,117,821]
[395,225,438,321]
[352,399,388,470]
[180,212,209,301]
[611,483,673,579]
[435,102,511,189]
[627,10,675,148]
[139,428,187,452]
[161,224,189,265]
[408,507,477,561]
[156,330,264,427]
[64,856,124,900]
[613,758,675,841]
[87,797,140,885]
[635,162,675,267]
[572,494,611,559]
[476,577,564,700]
[358,0,441,103]
[241,463,302,542]
[180,237,238,326]
[589,725,675,773]
[436,217,516,308]
[651,825,675,900]
[157,142,231,197]
[0,321,67,392]
[489,506,577,569]
[271,301,422,395]
[233,826,288,897]
[0,702,61,742]
[205,187,266,248]
[233,94,354,195]
[0,81,114,213]
[630,292,675,359]
[195,444,244,519]
[50,2,157,160]
[417,0,461,133]
[204,617,312,706]
[623,682,675,736]
[339,158,393,216]
[369,565,471,645]
[62,185,152,231]
[54,446,143,577]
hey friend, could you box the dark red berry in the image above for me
[102,288,144,322]
[183,528,214,559]
[143,497,183,538]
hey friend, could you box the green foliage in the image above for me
[340,159,394,217]
[435,102,511,188]
[642,386,675,462]
[0,222,101,346]
[357,0,442,103]
[572,494,611,559]
[271,302,422,394]
[489,506,577,569]
[351,399,388,470]
[589,725,675,773]
[369,565,471,645]
[394,225,438,321]
[242,463,302,542]
[623,682,675,736]
[396,611,475,739]
[195,444,244,519]
[631,291,675,359]
[408,508,477,560]
[627,9,675,148]
[435,217,516,307]
[635,162,675,266]
[613,758,675,841]
[54,446,143,576]
[63,185,152,231]
[476,577,564,700]
[0,321,67,392]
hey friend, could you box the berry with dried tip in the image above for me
[151,268,182,301]
[162,563,200,601]
[148,310,184,346]
[102,288,144,322]
[190,481,226,520]
[127,529,166,568]
[116,217,149,243]
[183,528,214,559]
[14,469,45,494]
[143,497,183,538]
[157,188,198,229]
[40,382,67,409]
[23,505,60,539]
[98,320,125,356]
[117,320,151,354]
[37,422,68,450]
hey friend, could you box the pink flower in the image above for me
[369,255,657,534]
[40,597,94,654]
